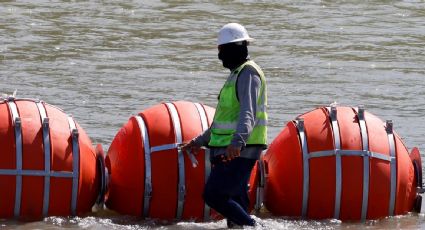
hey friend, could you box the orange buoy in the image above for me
[105,101,215,221]
[253,105,422,220]
[0,97,100,220]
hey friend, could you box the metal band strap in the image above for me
[36,101,51,216]
[296,118,310,218]
[386,120,396,216]
[255,158,266,211]
[134,115,152,218]
[194,103,208,131]
[0,170,73,177]
[356,106,370,221]
[150,143,198,167]
[165,103,185,220]
[308,150,392,162]
[151,143,179,153]
[327,106,342,219]
[194,103,212,221]
[6,100,23,218]
[67,116,80,216]
[177,146,185,220]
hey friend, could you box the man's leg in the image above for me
[203,157,256,226]
[226,164,252,228]
[232,172,251,211]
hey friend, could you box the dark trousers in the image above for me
[203,157,257,226]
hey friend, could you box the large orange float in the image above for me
[0,97,101,220]
[250,106,423,221]
[105,101,215,221]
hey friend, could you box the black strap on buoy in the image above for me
[95,144,108,206]
[410,148,424,193]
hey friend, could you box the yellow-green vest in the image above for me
[209,60,267,147]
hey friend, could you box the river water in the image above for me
[0,1,424,229]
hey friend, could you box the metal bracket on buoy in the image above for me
[67,116,80,216]
[385,120,393,133]
[255,156,267,211]
[327,105,342,219]
[165,103,186,220]
[356,105,370,221]
[7,99,23,218]
[385,120,397,216]
[295,117,310,218]
[7,96,16,102]
[36,101,52,217]
[134,115,153,218]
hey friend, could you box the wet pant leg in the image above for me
[203,157,257,226]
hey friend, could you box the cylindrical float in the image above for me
[254,105,422,221]
[0,97,100,220]
[105,101,215,221]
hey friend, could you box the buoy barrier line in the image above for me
[6,100,23,218]
[327,106,342,219]
[295,118,309,218]
[165,102,185,220]
[67,116,80,216]
[386,120,397,216]
[35,101,52,217]
[194,102,212,221]
[296,107,398,220]
[355,106,370,221]
[134,115,152,218]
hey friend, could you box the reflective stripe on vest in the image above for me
[211,118,268,130]
[209,60,267,147]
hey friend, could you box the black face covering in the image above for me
[218,42,249,70]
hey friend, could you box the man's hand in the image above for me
[225,145,241,161]
[180,140,201,155]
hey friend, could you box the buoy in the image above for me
[252,105,422,220]
[105,101,215,221]
[0,97,100,220]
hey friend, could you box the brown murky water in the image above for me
[0,1,424,229]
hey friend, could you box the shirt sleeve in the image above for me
[231,65,261,148]
[192,128,211,147]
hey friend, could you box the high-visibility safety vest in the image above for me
[209,60,267,147]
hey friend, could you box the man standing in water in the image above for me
[182,23,267,227]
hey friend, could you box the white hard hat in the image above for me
[217,23,254,46]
